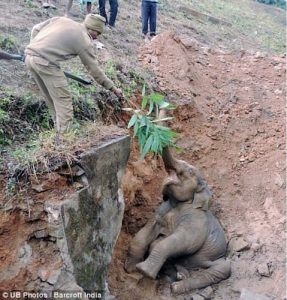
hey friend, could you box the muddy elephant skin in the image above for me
[125,148,231,294]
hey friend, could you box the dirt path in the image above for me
[109,32,286,300]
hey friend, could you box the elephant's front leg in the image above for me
[125,219,161,273]
[125,201,173,273]
[171,258,231,294]
[136,231,191,279]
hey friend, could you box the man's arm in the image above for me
[31,17,60,40]
[79,44,122,97]
[79,44,114,90]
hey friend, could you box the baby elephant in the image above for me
[125,148,231,294]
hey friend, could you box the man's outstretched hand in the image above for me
[111,87,124,99]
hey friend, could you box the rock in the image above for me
[38,269,49,282]
[44,203,61,222]
[192,294,205,300]
[179,36,199,50]
[257,263,271,277]
[32,184,49,193]
[72,181,85,190]
[33,229,48,239]
[229,237,250,253]
[255,51,265,58]
[240,288,273,300]
[198,286,213,299]
[47,269,61,285]
[274,64,283,70]
[274,89,283,95]
[57,165,85,177]
[251,242,261,251]
[273,173,284,188]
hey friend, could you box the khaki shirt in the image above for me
[25,17,114,90]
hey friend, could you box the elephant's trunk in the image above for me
[162,147,177,171]
[158,108,178,172]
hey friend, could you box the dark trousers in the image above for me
[141,1,157,36]
[99,0,118,27]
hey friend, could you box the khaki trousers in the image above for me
[25,55,73,133]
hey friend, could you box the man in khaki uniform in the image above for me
[25,14,123,133]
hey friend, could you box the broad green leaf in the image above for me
[142,84,146,97]
[134,120,140,136]
[142,96,148,109]
[148,100,154,115]
[140,116,147,127]
[145,119,151,137]
[158,101,170,109]
[150,93,164,104]
[142,135,154,156]
[128,114,138,128]
[155,103,159,119]
[151,134,159,152]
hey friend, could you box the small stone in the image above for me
[38,269,49,282]
[34,229,48,239]
[274,89,283,95]
[240,288,272,300]
[274,173,284,188]
[255,51,265,58]
[47,269,61,285]
[251,242,261,251]
[32,184,48,193]
[229,237,250,253]
[199,286,213,299]
[73,182,84,190]
[192,294,205,300]
[247,153,256,162]
[257,263,271,277]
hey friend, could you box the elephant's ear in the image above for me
[193,178,212,211]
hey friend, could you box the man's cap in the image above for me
[84,14,106,34]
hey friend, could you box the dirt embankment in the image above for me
[109,32,286,300]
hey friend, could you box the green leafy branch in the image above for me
[124,87,177,158]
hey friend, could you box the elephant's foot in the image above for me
[125,257,142,273]
[124,258,139,273]
[136,260,158,279]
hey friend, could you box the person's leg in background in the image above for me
[149,1,157,37]
[108,0,118,27]
[86,1,92,13]
[141,0,149,38]
[99,0,108,24]
[65,0,73,16]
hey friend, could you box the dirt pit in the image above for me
[109,32,286,299]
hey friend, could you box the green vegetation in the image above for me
[0,88,52,145]
[176,0,286,54]
[24,0,37,8]
[0,35,19,52]
[125,87,177,158]
[256,0,286,9]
